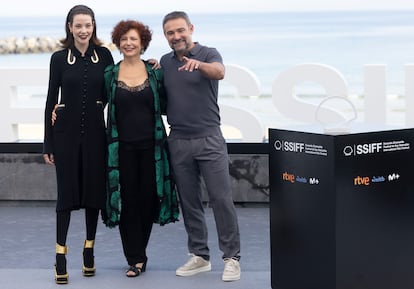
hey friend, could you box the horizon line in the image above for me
[1,8,414,18]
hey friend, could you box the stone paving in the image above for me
[0,201,271,289]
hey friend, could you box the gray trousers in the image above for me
[168,134,241,260]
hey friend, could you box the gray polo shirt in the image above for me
[160,42,223,138]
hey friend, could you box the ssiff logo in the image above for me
[274,140,305,153]
[343,142,382,156]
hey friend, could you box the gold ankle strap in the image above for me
[56,244,68,254]
[84,239,95,249]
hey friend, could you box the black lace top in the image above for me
[114,79,155,148]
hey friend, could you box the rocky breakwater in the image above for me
[0,36,60,54]
[0,36,116,54]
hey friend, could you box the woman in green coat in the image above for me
[103,20,179,277]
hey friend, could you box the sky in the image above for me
[1,0,414,17]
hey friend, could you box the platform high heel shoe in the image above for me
[55,244,69,284]
[82,239,96,277]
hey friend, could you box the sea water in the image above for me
[1,10,414,139]
[2,10,414,94]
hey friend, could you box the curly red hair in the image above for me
[111,20,152,52]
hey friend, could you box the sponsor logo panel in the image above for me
[281,171,320,185]
[353,172,401,186]
[280,171,400,186]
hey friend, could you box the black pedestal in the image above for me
[269,128,414,289]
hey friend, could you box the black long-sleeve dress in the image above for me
[43,44,114,212]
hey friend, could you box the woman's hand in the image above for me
[51,104,58,126]
[148,58,161,70]
[43,153,55,165]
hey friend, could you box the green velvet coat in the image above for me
[103,61,179,228]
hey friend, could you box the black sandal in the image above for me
[125,262,147,277]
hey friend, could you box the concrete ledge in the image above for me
[0,152,269,202]
[0,153,56,200]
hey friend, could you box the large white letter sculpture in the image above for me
[364,64,386,124]
[0,69,48,141]
[1,63,414,142]
[272,63,349,125]
[405,64,414,127]
[221,64,265,142]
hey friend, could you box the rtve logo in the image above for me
[274,140,305,153]
[354,176,370,186]
[282,172,295,183]
[343,142,382,156]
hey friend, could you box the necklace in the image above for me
[67,49,99,65]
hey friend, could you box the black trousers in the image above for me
[118,142,158,266]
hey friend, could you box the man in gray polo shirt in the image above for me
[160,11,241,282]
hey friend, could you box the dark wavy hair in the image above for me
[162,11,191,27]
[111,20,152,53]
[60,4,102,48]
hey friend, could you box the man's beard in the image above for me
[172,39,189,53]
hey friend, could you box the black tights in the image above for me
[56,208,99,246]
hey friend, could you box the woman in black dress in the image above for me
[42,5,114,284]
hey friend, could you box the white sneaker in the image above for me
[222,258,241,281]
[176,254,211,276]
